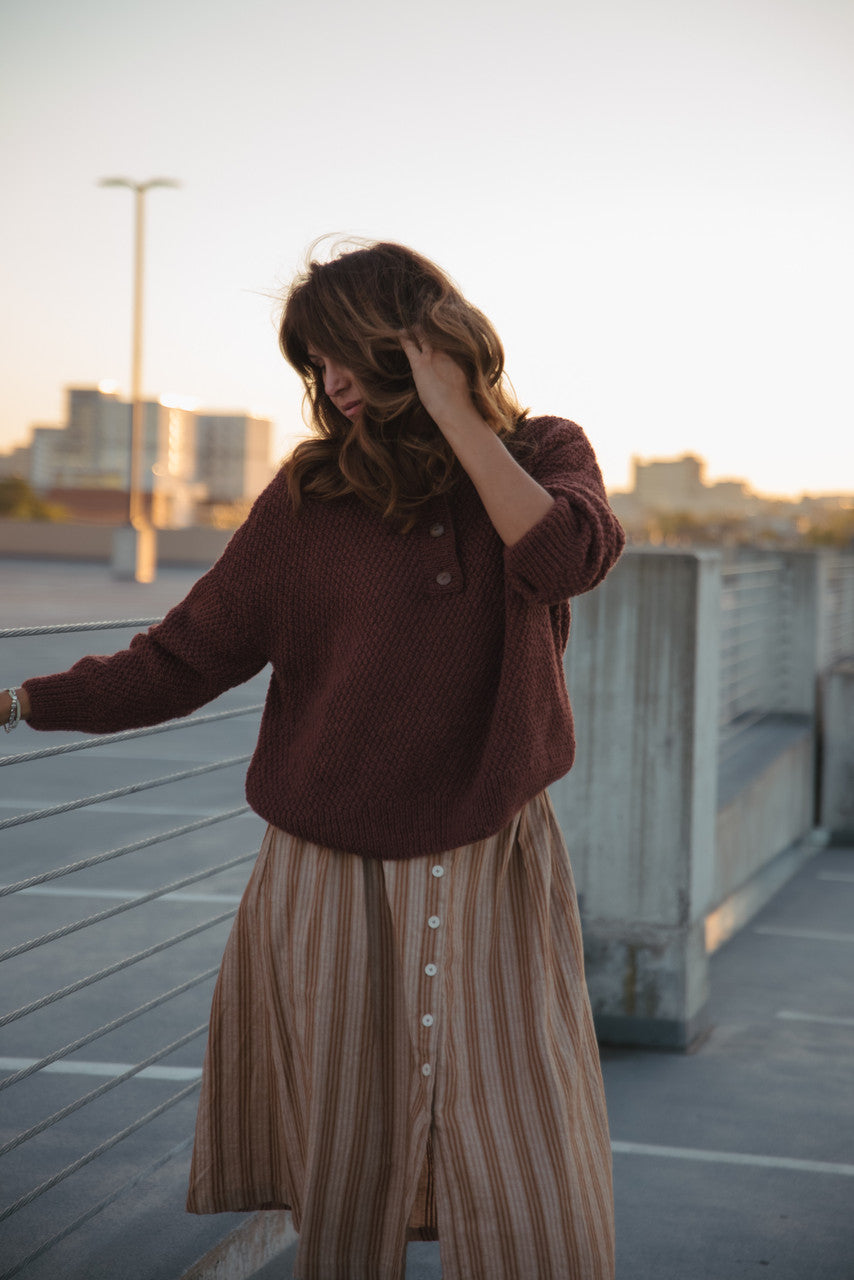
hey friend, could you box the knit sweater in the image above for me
[23,416,625,859]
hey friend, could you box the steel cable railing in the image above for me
[1,612,265,1276]
[1,1023,208,1159]
[0,906,237,1029]
[0,619,159,639]
[0,806,249,897]
[0,965,220,1093]
[0,752,252,831]
[0,1135,196,1280]
[718,558,783,733]
[821,553,854,667]
[0,1078,203,1224]
[1,848,256,962]
[0,701,263,767]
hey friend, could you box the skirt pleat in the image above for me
[186,791,615,1280]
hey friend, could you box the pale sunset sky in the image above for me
[1,0,851,496]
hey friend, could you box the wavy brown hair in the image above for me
[278,240,527,527]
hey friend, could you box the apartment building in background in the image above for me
[194,411,274,503]
[4,385,275,525]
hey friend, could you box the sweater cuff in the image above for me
[504,492,625,604]
[22,669,104,733]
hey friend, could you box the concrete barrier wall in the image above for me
[551,549,721,1049]
[553,547,830,1049]
[0,520,231,566]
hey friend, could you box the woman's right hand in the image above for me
[1,686,31,728]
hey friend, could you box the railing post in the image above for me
[550,548,721,1049]
[775,549,822,714]
[820,659,854,840]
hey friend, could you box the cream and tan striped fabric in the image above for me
[186,791,615,1280]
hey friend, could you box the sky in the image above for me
[1,0,852,496]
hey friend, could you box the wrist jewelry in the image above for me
[4,688,21,733]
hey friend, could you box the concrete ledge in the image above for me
[705,827,828,953]
[180,1211,296,1280]
[0,519,232,566]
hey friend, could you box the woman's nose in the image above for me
[324,360,350,396]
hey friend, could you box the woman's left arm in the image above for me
[401,334,625,601]
[400,334,553,547]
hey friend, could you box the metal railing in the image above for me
[718,550,854,743]
[0,616,265,1279]
[718,557,786,730]
[821,553,854,669]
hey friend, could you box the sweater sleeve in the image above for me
[22,498,276,736]
[503,417,625,604]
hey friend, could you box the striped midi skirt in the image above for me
[186,791,615,1280]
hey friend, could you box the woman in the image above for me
[3,241,624,1279]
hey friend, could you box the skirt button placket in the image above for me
[420,857,447,1084]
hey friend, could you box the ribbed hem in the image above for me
[245,754,575,860]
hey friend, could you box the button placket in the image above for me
[419,499,462,596]
[418,854,449,1085]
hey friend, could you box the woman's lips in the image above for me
[341,400,362,418]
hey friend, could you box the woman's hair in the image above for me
[278,239,526,528]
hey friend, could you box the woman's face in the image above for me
[307,348,363,420]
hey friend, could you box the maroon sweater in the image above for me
[24,416,624,858]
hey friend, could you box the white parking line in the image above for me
[611,1140,854,1177]
[776,1010,854,1028]
[754,925,854,944]
[817,872,854,884]
[0,1056,202,1081]
[19,886,242,904]
[0,800,220,816]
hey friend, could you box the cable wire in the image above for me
[0,753,251,831]
[0,909,235,1029]
[0,1135,194,1280]
[0,1023,207,1158]
[0,701,263,767]
[0,1078,201,1223]
[0,618,158,639]
[0,805,250,897]
[1,849,256,962]
[0,965,219,1093]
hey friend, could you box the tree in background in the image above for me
[803,507,854,549]
[0,478,66,521]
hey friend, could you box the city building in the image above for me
[0,385,275,526]
[194,411,275,504]
[632,452,706,510]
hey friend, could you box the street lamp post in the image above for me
[99,176,179,582]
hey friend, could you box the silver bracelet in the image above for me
[4,687,21,733]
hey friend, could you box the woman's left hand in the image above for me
[399,332,479,435]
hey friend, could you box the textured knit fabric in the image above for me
[23,416,625,859]
[185,791,615,1280]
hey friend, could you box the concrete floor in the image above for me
[2,558,853,1279]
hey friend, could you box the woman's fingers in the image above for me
[395,332,474,431]
[399,329,426,362]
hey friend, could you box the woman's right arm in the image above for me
[5,478,288,736]
[18,566,269,735]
